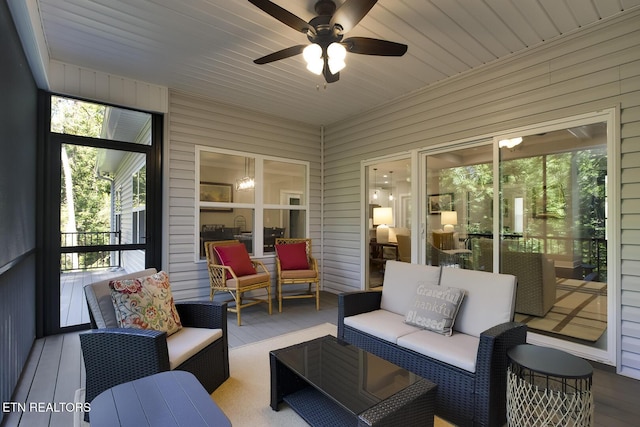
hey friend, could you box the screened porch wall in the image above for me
[322,10,640,379]
[0,2,38,423]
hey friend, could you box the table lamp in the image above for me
[441,211,457,233]
[373,207,393,243]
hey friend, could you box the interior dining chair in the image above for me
[274,238,320,313]
[204,240,272,325]
[396,234,411,263]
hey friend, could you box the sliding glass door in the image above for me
[364,158,412,289]
[414,111,615,363]
[497,121,609,360]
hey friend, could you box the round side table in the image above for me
[507,344,593,427]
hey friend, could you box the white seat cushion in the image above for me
[344,310,420,344]
[397,330,480,373]
[166,327,223,370]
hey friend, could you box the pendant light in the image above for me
[236,158,255,191]
[388,171,394,201]
[372,168,378,200]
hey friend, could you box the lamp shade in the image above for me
[441,211,457,232]
[373,207,393,243]
[373,207,393,226]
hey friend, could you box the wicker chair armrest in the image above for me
[308,256,318,271]
[208,264,233,285]
[80,328,170,404]
[474,321,527,426]
[338,291,383,338]
[476,321,527,371]
[252,259,270,275]
[175,300,228,331]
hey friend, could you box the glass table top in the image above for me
[271,335,422,415]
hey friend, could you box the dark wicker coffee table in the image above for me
[270,335,436,426]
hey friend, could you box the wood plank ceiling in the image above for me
[21,0,640,126]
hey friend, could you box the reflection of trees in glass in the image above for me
[575,149,607,238]
[440,163,493,233]
[438,147,607,270]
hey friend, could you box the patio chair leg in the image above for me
[278,282,283,313]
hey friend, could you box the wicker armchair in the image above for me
[274,238,320,312]
[479,239,556,316]
[205,240,272,325]
[80,269,229,420]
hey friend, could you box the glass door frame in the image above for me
[414,109,618,365]
[491,109,619,366]
[361,153,415,290]
[37,92,163,336]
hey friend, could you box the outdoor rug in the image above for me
[214,322,452,426]
[514,278,607,342]
[76,323,453,426]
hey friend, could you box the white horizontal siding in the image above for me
[166,90,321,301]
[323,10,640,377]
[112,153,146,272]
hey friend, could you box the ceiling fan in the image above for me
[248,0,408,83]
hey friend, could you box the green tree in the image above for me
[53,97,111,268]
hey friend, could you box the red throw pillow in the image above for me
[276,242,310,270]
[214,244,257,279]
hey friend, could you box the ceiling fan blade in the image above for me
[330,0,378,33]
[253,45,307,64]
[343,37,408,56]
[248,0,315,35]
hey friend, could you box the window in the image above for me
[197,148,308,259]
[132,165,146,244]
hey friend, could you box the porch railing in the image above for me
[60,231,122,272]
[61,230,121,247]
[467,233,607,280]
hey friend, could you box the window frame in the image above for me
[195,146,310,261]
[132,165,146,244]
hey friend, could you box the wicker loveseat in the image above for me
[338,261,527,427]
[79,268,230,416]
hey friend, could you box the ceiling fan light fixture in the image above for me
[327,42,346,74]
[303,44,323,75]
[498,137,523,149]
[250,0,408,83]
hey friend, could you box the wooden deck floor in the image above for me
[5,291,640,426]
[60,268,136,328]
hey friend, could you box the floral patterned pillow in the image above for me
[109,271,182,336]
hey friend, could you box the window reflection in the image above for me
[198,149,308,258]
[366,159,412,289]
[263,160,306,205]
[425,144,493,270]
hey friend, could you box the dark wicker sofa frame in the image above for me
[79,272,230,420]
[338,291,527,427]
